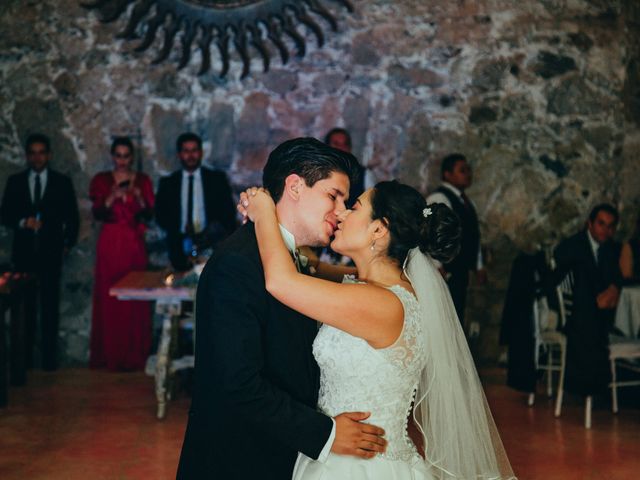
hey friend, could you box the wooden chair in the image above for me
[528,289,566,409]
[608,337,640,413]
[549,263,640,427]
[551,271,593,426]
[524,247,566,408]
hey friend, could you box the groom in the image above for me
[177,138,386,479]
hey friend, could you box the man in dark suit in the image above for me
[427,153,486,326]
[0,133,79,371]
[552,203,622,395]
[176,138,386,479]
[156,132,236,271]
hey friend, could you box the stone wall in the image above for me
[1,0,638,365]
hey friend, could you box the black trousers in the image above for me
[23,267,61,371]
[565,308,614,395]
[447,267,470,325]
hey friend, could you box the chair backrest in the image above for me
[549,257,574,330]
[532,270,552,333]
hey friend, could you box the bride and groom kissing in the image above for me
[177,138,515,479]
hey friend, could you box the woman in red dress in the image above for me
[89,137,155,371]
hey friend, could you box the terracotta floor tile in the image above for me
[0,368,638,479]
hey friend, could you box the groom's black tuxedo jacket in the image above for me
[177,224,333,479]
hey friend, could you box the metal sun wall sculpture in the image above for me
[81,0,354,79]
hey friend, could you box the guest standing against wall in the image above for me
[324,128,364,208]
[0,133,79,371]
[315,128,365,266]
[89,137,155,371]
[155,132,236,272]
[427,153,486,326]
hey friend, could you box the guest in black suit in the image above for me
[552,203,622,395]
[176,138,385,479]
[156,132,236,271]
[427,154,486,325]
[0,133,79,371]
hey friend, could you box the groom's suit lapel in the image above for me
[246,225,321,400]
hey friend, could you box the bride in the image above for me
[241,180,515,479]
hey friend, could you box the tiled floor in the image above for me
[0,369,188,479]
[0,368,638,479]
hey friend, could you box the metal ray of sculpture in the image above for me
[81,0,353,79]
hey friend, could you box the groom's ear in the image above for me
[284,174,303,201]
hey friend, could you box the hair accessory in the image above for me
[423,207,432,218]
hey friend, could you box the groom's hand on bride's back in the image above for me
[332,411,387,459]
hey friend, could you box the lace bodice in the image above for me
[313,283,426,461]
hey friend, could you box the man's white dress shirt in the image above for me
[29,168,48,203]
[587,230,601,265]
[181,168,206,233]
[19,168,49,228]
[426,181,483,270]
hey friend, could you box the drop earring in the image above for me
[370,240,376,251]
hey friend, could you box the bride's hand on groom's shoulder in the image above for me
[331,411,387,459]
[237,187,274,224]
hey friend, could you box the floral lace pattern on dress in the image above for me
[313,283,426,461]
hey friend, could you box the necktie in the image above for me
[460,192,471,211]
[186,174,194,234]
[34,173,42,210]
[596,244,606,272]
[293,249,302,272]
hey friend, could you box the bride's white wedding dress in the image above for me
[293,250,515,479]
[293,284,433,479]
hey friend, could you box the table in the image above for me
[0,272,35,407]
[614,286,640,339]
[110,271,195,419]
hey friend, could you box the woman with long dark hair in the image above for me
[89,137,154,371]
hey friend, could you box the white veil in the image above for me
[403,248,516,479]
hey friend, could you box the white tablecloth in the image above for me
[614,286,640,339]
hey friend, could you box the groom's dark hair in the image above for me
[263,137,359,203]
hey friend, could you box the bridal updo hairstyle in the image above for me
[370,181,461,265]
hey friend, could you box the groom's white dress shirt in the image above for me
[279,224,336,462]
